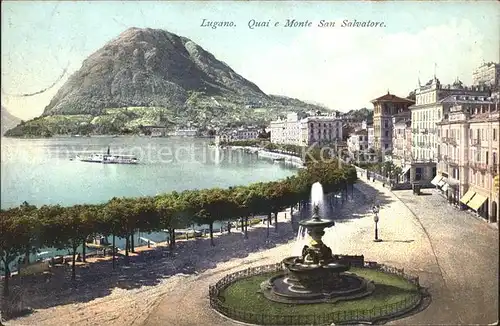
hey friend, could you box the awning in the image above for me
[467,193,487,211]
[442,183,449,192]
[460,189,476,204]
[437,179,446,187]
[431,175,443,186]
[400,165,411,176]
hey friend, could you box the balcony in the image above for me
[441,137,458,146]
[470,139,481,147]
[447,158,460,167]
[470,162,488,172]
[490,164,499,175]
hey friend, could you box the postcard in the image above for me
[1,1,498,326]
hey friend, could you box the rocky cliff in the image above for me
[43,27,268,116]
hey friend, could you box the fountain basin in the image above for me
[261,271,375,304]
[282,256,350,289]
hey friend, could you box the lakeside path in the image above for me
[6,177,498,326]
[143,177,498,326]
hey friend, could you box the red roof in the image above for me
[371,93,415,104]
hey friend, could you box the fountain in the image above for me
[260,182,375,304]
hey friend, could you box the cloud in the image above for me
[244,18,493,111]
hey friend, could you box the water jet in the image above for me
[260,182,374,304]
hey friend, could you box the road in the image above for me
[143,178,499,325]
[392,186,499,325]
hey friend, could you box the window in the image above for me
[486,151,489,165]
[385,131,389,137]
[385,143,389,149]
[415,167,422,181]
[494,129,497,141]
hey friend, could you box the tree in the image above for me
[194,188,235,246]
[0,207,39,297]
[155,192,192,250]
[264,181,292,232]
[231,186,256,239]
[103,198,127,269]
[16,202,39,267]
[56,205,97,280]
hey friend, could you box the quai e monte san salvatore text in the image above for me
[200,19,386,29]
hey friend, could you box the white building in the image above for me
[269,112,342,146]
[473,62,499,87]
[367,124,375,149]
[347,130,368,153]
[269,113,302,145]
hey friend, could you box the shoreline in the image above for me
[4,188,359,326]
[223,145,305,168]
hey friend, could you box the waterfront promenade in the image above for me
[143,177,498,326]
[5,176,498,326]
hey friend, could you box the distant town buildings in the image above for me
[269,112,342,146]
[371,92,414,153]
[173,129,198,137]
[143,125,167,137]
[434,96,499,223]
[216,127,260,143]
[473,62,500,88]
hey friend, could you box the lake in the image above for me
[1,136,296,265]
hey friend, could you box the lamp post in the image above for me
[372,204,382,242]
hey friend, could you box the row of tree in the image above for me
[0,160,357,296]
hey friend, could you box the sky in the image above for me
[1,1,499,120]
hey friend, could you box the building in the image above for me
[434,96,499,224]
[371,92,414,154]
[269,113,302,145]
[216,127,260,142]
[347,129,368,154]
[391,111,412,171]
[236,128,259,140]
[269,112,342,146]
[367,122,374,149]
[300,115,343,146]
[473,62,499,88]
[176,129,198,137]
[408,77,491,185]
[143,125,167,137]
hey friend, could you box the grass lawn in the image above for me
[219,267,420,316]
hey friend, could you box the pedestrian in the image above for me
[284,212,287,219]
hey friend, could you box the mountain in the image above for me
[5,27,328,137]
[43,27,268,116]
[1,106,21,136]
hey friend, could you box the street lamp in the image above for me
[372,204,382,242]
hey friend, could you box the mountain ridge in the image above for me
[42,27,268,116]
[5,27,329,137]
[1,106,21,136]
